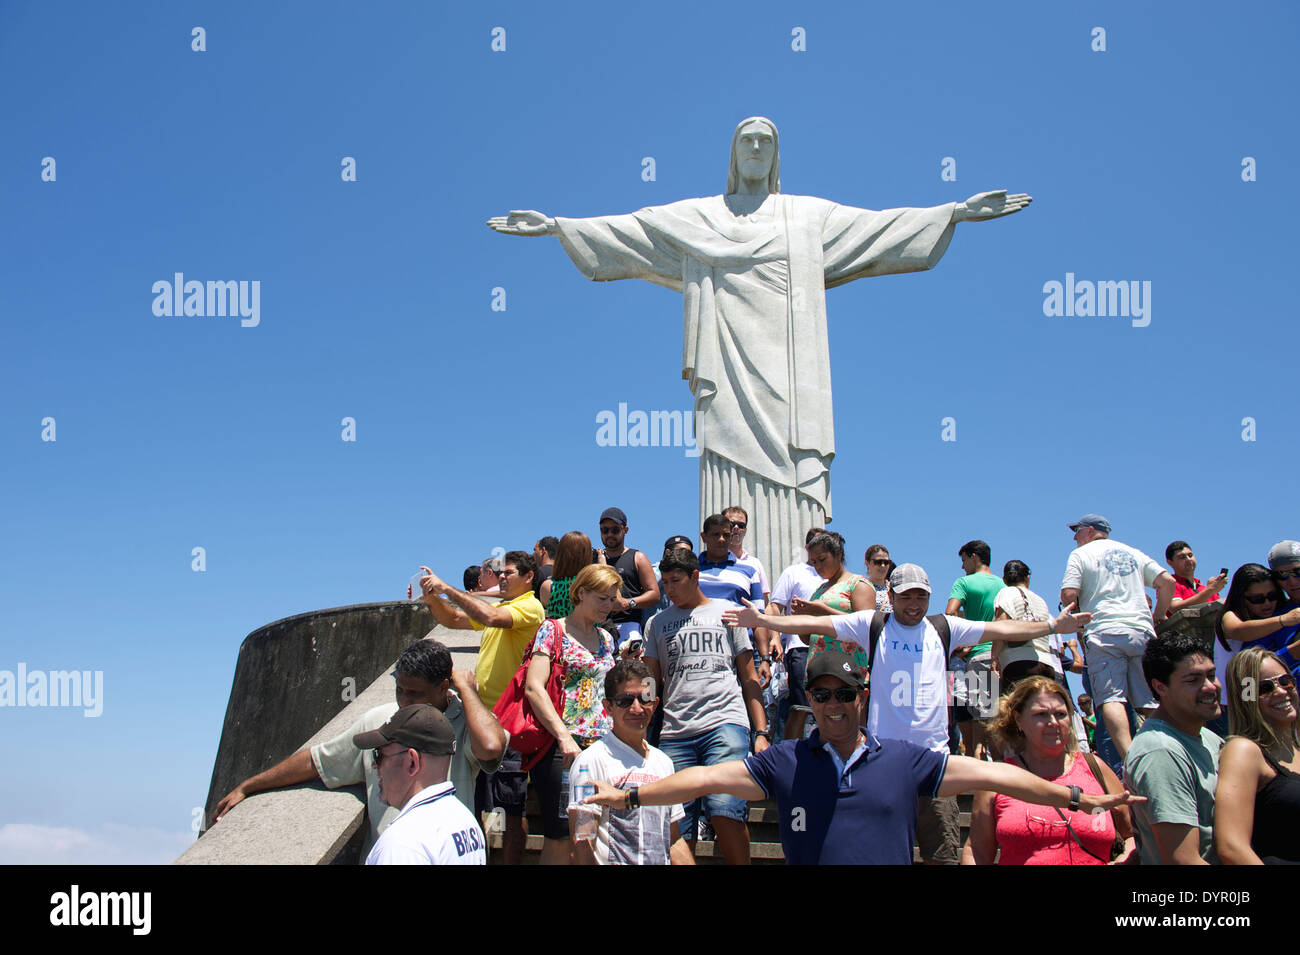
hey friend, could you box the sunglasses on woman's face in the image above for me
[809,687,859,704]
[1244,593,1280,605]
[1260,674,1296,696]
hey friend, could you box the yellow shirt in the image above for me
[471,590,545,709]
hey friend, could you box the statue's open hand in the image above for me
[957,190,1032,222]
[486,209,554,236]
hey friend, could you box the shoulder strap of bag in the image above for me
[867,612,889,669]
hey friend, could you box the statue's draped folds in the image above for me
[554,194,956,565]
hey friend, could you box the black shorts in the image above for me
[477,741,570,841]
[785,646,810,709]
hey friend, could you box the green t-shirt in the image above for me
[1125,717,1223,865]
[949,571,1002,656]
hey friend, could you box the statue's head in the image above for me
[726,116,781,195]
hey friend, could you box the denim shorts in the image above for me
[657,723,750,836]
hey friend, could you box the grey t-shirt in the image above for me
[644,599,753,740]
[1125,717,1223,864]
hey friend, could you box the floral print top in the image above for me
[533,619,615,745]
[811,574,867,613]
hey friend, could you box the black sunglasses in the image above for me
[1244,593,1280,605]
[612,692,655,708]
[809,687,859,704]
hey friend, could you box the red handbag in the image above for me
[491,619,569,771]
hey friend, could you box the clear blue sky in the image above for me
[1,1,1295,862]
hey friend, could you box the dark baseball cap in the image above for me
[600,507,628,527]
[354,704,456,756]
[805,650,866,690]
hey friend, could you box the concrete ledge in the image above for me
[182,614,484,864]
[201,601,439,823]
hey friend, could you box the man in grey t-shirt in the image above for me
[643,549,769,865]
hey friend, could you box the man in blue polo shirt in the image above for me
[698,512,775,684]
[586,651,1142,864]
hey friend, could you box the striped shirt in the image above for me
[697,552,765,611]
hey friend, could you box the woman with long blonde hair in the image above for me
[1215,647,1300,864]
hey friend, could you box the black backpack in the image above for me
[863,612,958,745]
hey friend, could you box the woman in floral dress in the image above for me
[524,563,620,863]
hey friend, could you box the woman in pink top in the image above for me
[967,677,1137,865]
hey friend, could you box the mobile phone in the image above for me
[1220,567,1229,578]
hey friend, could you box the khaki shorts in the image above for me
[1086,629,1156,710]
[916,794,960,865]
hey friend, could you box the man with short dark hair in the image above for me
[534,536,558,594]
[724,505,770,602]
[596,506,660,650]
[1125,632,1224,865]
[355,704,487,865]
[946,540,1001,757]
[645,548,769,864]
[698,513,774,683]
[212,639,507,856]
[586,650,1139,865]
[419,550,545,862]
[1060,514,1176,761]
[567,658,694,865]
[1165,540,1226,617]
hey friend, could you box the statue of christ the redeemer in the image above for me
[488,116,1031,576]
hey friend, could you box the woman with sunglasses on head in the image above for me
[524,563,619,863]
[966,676,1136,865]
[1214,565,1300,734]
[1214,648,1300,864]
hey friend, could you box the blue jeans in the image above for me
[657,723,750,837]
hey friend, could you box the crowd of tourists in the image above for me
[212,507,1300,866]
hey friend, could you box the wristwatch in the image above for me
[624,786,640,810]
[755,730,773,742]
[1068,785,1082,811]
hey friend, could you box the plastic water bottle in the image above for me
[573,766,598,841]
[559,766,571,819]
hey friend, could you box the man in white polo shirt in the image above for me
[725,563,1091,864]
[355,704,486,865]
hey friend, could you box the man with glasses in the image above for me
[596,506,660,651]
[355,704,487,865]
[212,639,505,856]
[724,563,1093,864]
[1060,514,1176,763]
[1266,541,1300,678]
[698,513,775,685]
[724,505,770,603]
[584,650,1140,865]
[419,551,544,859]
[567,658,694,865]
